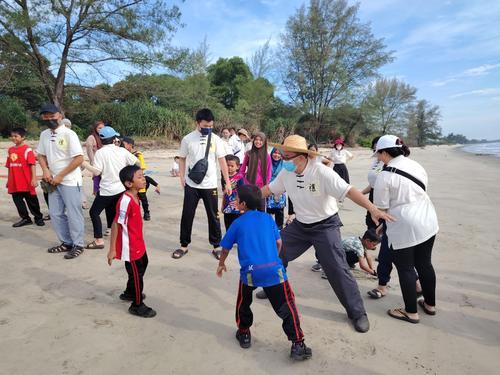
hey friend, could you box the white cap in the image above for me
[374,135,402,155]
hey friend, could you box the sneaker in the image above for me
[128,304,156,318]
[43,214,50,221]
[12,218,33,228]
[120,293,146,302]
[35,218,45,226]
[103,229,111,236]
[64,246,84,259]
[311,262,322,272]
[235,329,251,349]
[321,272,328,280]
[143,212,151,221]
[290,341,312,360]
[255,289,267,299]
[352,314,370,333]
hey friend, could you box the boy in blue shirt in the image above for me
[216,184,312,361]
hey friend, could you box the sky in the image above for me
[163,0,500,140]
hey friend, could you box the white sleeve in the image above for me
[373,173,391,209]
[321,165,352,200]
[269,170,286,195]
[36,133,46,155]
[215,136,227,158]
[68,131,84,157]
[92,150,104,174]
[179,137,189,158]
[125,149,138,166]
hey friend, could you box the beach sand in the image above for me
[0,142,499,375]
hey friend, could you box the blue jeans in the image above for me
[48,184,85,247]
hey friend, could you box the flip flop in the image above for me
[387,308,419,324]
[85,240,105,249]
[418,299,436,315]
[212,249,221,260]
[367,289,386,299]
[172,248,188,259]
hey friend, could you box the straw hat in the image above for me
[237,128,250,139]
[269,135,320,157]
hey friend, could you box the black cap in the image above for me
[40,103,61,114]
[121,136,135,145]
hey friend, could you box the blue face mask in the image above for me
[282,160,297,172]
[200,127,212,136]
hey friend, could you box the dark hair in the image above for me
[362,229,380,243]
[10,127,27,137]
[101,137,115,145]
[371,136,381,150]
[308,143,318,151]
[246,132,268,185]
[237,184,262,210]
[195,108,214,123]
[225,154,240,165]
[380,138,410,158]
[229,127,236,131]
[122,136,135,146]
[119,165,141,188]
[174,156,180,160]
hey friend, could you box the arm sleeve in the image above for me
[269,170,286,195]
[92,150,104,174]
[36,136,46,156]
[179,137,189,158]
[266,154,272,185]
[237,153,249,179]
[322,165,352,201]
[116,197,131,225]
[220,221,238,250]
[68,131,84,157]
[26,149,36,165]
[215,136,227,158]
[373,173,391,209]
[145,175,158,187]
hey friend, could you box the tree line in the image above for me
[1,0,454,146]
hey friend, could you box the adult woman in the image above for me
[330,138,353,183]
[85,120,105,195]
[373,135,439,323]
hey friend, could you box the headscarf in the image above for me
[270,147,283,182]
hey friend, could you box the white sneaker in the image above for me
[104,229,111,236]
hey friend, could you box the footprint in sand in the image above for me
[0,319,9,325]
[93,319,113,328]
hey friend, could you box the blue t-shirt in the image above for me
[220,210,287,287]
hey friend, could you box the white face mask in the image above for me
[335,145,342,150]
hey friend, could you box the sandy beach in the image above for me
[0,141,499,375]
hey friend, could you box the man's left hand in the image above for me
[51,174,63,186]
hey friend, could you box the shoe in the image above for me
[43,215,50,221]
[143,212,151,221]
[120,293,146,301]
[321,272,328,279]
[290,341,312,360]
[103,229,111,236]
[128,304,156,318]
[255,289,267,299]
[35,218,45,226]
[64,246,84,259]
[353,314,370,333]
[235,329,251,348]
[311,262,322,272]
[13,218,32,227]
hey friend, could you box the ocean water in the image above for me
[462,142,500,158]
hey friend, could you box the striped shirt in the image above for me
[115,192,146,262]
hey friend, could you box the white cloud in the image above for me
[462,63,500,77]
[450,88,500,99]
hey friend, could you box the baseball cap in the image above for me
[40,103,61,114]
[373,135,402,155]
[99,126,120,139]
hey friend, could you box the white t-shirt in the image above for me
[179,130,227,189]
[93,144,138,196]
[230,137,245,163]
[330,149,353,164]
[36,125,84,186]
[367,158,384,188]
[221,138,234,155]
[373,155,439,250]
[269,160,352,224]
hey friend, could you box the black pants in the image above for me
[333,163,350,183]
[224,213,240,231]
[12,192,42,221]
[236,280,304,343]
[89,192,121,238]
[180,185,221,248]
[124,252,148,307]
[267,207,284,229]
[43,192,49,208]
[392,236,436,313]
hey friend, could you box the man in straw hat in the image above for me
[261,135,394,333]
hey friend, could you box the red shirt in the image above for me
[5,144,36,195]
[114,192,146,262]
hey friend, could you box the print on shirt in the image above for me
[56,135,69,151]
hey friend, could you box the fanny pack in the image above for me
[383,166,426,191]
[188,131,212,184]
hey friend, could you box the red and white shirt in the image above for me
[5,144,37,195]
[114,192,146,262]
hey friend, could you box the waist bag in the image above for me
[188,131,212,184]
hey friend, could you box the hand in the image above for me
[155,185,160,194]
[42,169,52,183]
[180,176,186,188]
[286,214,295,225]
[51,174,63,186]
[369,208,395,226]
[224,183,232,196]
[31,178,38,188]
[216,264,227,278]
[107,250,116,266]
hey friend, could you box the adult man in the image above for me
[37,104,85,259]
[172,108,231,260]
[261,135,394,333]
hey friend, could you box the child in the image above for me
[216,184,312,361]
[330,138,353,183]
[237,132,272,211]
[319,229,380,278]
[170,156,180,177]
[5,128,44,227]
[107,165,156,318]
[122,137,160,221]
[266,148,286,229]
[221,155,244,230]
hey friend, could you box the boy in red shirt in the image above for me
[107,165,156,318]
[5,128,44,227]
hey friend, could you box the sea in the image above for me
[462,142,500,158]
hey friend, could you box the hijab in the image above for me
[270,147,283,181]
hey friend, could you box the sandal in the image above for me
[48,243,71,253]
[172,248,188,259]
[86,240,105,249]
[367,289,386,299]
[64,246,84,259]
[418,299,436,316]
[387,308,419,324]
[211,249,221,260]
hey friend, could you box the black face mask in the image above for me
[42,119,59,129]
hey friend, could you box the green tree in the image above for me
[236,77,275,128]
[0,96,29,135]
[207,57,253,109]
[407,100,441,146]
[0,0,184,109]
[279,0,393,139]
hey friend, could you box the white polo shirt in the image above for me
[179,130,227,189]
[373,155,439,250]
[330,149,352,164]
[36,125,83,186]
[269,160,352,224]
[93,144,138,196]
